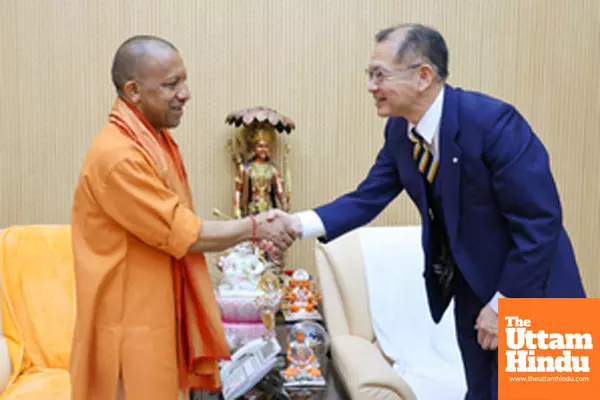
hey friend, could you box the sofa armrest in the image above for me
[331,335,416,400]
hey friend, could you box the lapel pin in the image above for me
[452,157,459,164]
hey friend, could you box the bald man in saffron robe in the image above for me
[69,35,295,400]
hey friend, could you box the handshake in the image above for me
[251,209,302,261]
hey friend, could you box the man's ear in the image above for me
[122,80,142,104]
[416,64,436,92]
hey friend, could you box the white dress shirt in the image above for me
[294,86,504,312]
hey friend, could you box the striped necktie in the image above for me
[408,127,438,183]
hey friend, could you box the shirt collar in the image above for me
[408,86,444,145]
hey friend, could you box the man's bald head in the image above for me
[110,35,190,132]
[111,35,178,95]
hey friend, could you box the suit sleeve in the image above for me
[95,153,202,260]
[485,105,562,298]
[314,123,404,242]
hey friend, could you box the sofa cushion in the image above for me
[359,226,467,400]
[0,225,75,381]
[0,368,70,400]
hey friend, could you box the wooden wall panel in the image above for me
[1,0,598,295]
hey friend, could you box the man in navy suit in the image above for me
[274,23,587,399]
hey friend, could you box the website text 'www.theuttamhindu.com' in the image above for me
[509,376,590,383]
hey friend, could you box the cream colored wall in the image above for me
[1,0,599,296]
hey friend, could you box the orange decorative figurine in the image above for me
[282,330,326,388]
[281,269,322,321]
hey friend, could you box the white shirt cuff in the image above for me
[487,291,505,314]
[294,210,326,240]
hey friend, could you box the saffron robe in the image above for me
[70,98,229,400]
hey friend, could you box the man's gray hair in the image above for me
[375,23,449,81]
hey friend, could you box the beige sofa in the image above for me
[314,226,466,400]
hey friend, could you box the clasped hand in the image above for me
[252,210,302,261]
[475,305,498,351]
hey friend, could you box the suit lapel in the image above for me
[438,85,461,246]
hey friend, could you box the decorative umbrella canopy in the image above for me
[225,106,296,134]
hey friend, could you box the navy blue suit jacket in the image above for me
[314,85,586,322]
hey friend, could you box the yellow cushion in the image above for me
[0,368,70,400]
[0,225,75,388]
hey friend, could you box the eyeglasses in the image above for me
[365,63,422,86]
